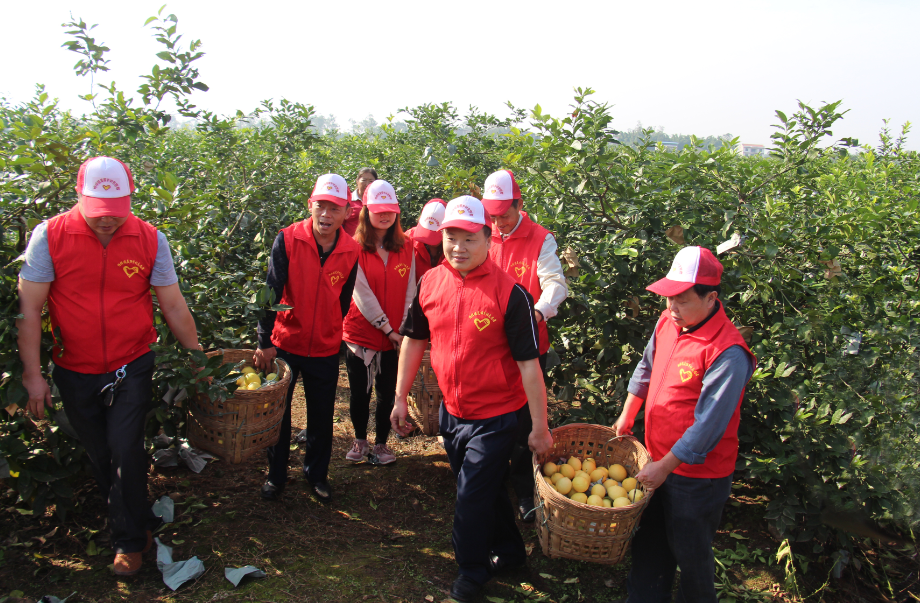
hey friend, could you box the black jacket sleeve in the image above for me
[400,280,430,340]
[340,262,358,318]
[505,284,540,362]
[257,232,288,349]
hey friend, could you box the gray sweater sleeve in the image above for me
[627,331,656,400]
[670,345,755,465]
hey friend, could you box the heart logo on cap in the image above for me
[326,185,333,190]
[514,266,526,278]
[458,210,465,215]
[679,368,694,382]
[474,318,491,331]
[102,185,112,191]
[123,266,140,278]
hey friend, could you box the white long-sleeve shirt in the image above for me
[500,213,568,320]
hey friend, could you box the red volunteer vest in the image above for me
[489,212,552,355]
[405,227,440,282]
[343,199,363,237]
[644,304,755,479]
[271,219,360,357]
[45,206,159,374]
[342,243,414,352]
[419,259,527,420]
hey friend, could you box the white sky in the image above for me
[2,0,917,149]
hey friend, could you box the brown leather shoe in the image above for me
[114,552,142,576]
[142,530,153,554]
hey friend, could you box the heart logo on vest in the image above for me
[679,368,694,382]
[123,266,140,278]
[474,318,491,331]
[330,275,340,285]
[396,265,408,278]
[514,265,527,278]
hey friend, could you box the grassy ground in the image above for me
[1,363,915,602]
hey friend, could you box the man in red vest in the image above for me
[391,196,554,603]
[254,173,360,502]
[612,246,756,603]
[18,156,201,576]
[343,167,377,236]
[481,169,568,523]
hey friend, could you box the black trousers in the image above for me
[344,348,397,445]
[508,353,548,500]
[265,350,339,487]
[441,404,526,586]
[53,351,159,554]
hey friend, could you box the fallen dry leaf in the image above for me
[665,225,685,245]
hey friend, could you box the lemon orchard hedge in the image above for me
[1,11,918,566]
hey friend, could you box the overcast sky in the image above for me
[2,0,917,149]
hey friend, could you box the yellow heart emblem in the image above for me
[474,318,491,331]
[102,184,111,191]
[397,266,408,278]
[679,368,694,382]
[330,275,340,285]
[514,266,526,278]
[123,266,140,278]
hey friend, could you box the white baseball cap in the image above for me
[310,174,350,206]
[440,196,491,233]
[412,199,447,245]
[481,169,521,216]
[76,157,135,217]
[647,246,723,296]
[362,180,400,214]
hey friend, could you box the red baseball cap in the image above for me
[411,199,447,245]
[440,196,491,233]
[310,174,350,206]
[481,170,521,216]
[646,246,723,296]
[76,157,135,218]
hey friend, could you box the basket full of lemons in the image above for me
[532,423,653,564]
[187,349,291,464]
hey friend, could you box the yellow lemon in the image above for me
[246,382,260,390]
[570,492,588,504]
[236,376,246,387]
[559,464,575,479]
[607,485,628,500]
[596,466,609,480]
[265,372,278,382]
[609,464,628,482]
[551,472,564,485]
[602,498,613,507]
[628,489,645,503]
[241,366,256,375]
[543,476,554,487]
[582,459,596,474]
[245,373,261,386]
[575,470,590,481]
[571,476,590,493]
[622,477,638,492]
[543,462,558,477]
[590,469,607,483]
[613,496,631,508]
[590,484,607,498]
[603,479,618,490]
[555,477,573,495]
[566,457,582,471]
[587,494,604,506]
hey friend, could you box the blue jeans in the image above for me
[440,404,526,586]
[626,472,733,603]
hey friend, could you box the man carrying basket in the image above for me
[391,196,554,603]
[18,156,201,576]
[613,246,756,603]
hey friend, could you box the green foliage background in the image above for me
[1,9,918,567]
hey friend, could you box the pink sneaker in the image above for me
[370,443,396,465]
[346,439,369,462]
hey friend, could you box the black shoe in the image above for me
[488,553,526,575]
[518,496,536,523]
[260,480,284,501]
[310,480,332,502]
[449,575,481,602]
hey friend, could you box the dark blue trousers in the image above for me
[626,472,733,603]
[53,351,160,554]
[440,404,526,586]
[508,353,547,499]
[265,350,339,487]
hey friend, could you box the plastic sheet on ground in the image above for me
[151,436,213,473]
[37,592,76,603]
[152,496,175,523]
[294,428,308,443]
[156,537,205,591]
[224,565,267,587]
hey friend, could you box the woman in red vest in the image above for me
[612,246,756,603]
[342,180,416,465]
[404,198,446,282]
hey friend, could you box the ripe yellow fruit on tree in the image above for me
[622,477,638,492]
[567,457,582,471]
[609,464,627,482]
[559,464,575,479]
[571,492,588,504]
[613,496,631,507]
[590,484,607,498]
[555,477,573,495]
[587,494,604,507]
[543,462,558,477]
[572,476,590,493]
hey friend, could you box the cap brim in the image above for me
[367,203,400,214]
[411,228,442,245]
[81,196,131,218]
[439,219,484,233]
[482,198,513,216]
[646,278,696,296]
[310,194,349,206]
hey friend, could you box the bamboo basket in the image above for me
[532,423,653,564]
[188,349,291,464]
[406,349,442,436]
